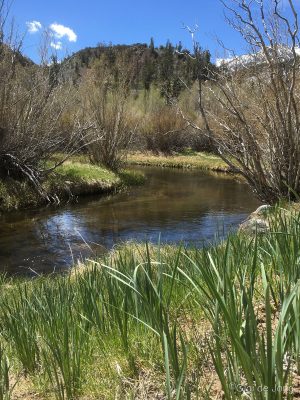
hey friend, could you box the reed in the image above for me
[0,208,300,398]
[0,345,12,400]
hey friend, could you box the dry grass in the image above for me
[126,151,231,172]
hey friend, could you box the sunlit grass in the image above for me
[126,151,231,172]
[55,161,120,183]
[0,157,145,212]
[0,207,300,398]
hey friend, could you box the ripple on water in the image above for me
[0,167,260,275]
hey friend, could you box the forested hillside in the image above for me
[61,39,213,97]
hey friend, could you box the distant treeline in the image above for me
[61,39,214,97]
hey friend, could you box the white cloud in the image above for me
[49,23,77,42]
[26,20,42,34]
[50,41,63,50]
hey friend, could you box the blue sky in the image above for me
[8,0,296,62]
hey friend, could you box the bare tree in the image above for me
[0,2,92,201]
[181,0,300,203]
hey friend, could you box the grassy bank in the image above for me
[126,151,231,172]
[0,207,300,399]
[0,160,145,212]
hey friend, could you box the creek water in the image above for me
[0,166,260,275]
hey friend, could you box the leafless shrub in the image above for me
[177,83,216,152]
[140,105,189,154]
[0,3,92,201]
[83,55,138,171]
[181,0,300,203]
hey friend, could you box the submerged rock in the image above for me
[239,205,271,234]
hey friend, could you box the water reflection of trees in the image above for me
[0,169,260,274]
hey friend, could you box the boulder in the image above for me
[251,204,272,216]
[239,205,271,235]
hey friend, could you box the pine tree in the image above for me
[149,37,155,53]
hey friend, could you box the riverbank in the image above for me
[0,164,258,274]
[0,160,145,213]
[126,151,232,172]
[1,206,300,399]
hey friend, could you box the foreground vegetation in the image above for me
[0,208,299,399]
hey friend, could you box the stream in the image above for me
[0,166,260,275]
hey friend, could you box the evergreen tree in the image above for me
[149,37,155,53]
[49,55,60,88]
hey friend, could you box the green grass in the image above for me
[126,151,231,172]
[0,159,145,212]
[0,179,41,212]
[55,161,120,183]
[54,162,145,186]
[0,206,300,398]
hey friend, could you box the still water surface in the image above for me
[0,167,260,275]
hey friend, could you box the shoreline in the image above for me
[126,151,233,173]
[0,161,145,213]
[0,152,235,213]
